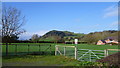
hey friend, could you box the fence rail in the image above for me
[2,44,54,56]
[107,49,120,51]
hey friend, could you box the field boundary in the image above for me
[2,44,53,56]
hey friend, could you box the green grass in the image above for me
[2,43,118,66]
[2,43,119,50]
[77,44,118,50]
[2,55,107,66]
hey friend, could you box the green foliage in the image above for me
[2,34,19,43]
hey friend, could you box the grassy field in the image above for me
[2,43,119,66]
[2,55,107,66]
[2,43,55,55]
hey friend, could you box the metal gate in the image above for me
[55,45,76,59]
[55,45,106,62]
[77,49,105,62]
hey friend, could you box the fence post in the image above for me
[39,45,41,55]
[50,45,52,55]
[6,43,8,56]
[64,47,66,56]
[104,49,106,57]
[89,50,91,62]
[39,45,40,52]
[55,46,57,55]
[106,49,109,56]
[75,46,77,59]
[104,49,108,57]
[28,45,30,54]
[15,45,17,55]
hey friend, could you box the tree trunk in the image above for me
[6,43,8,56]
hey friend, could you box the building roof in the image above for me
[100,40,106,43]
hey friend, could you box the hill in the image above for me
[39,30,85,42]
[81,30,119,44]
[31,30,119,44]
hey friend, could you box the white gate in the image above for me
[55,45,77,59]
[55,45,109,62]
[77,49,105,62]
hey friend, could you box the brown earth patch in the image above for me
[96,52,120,67]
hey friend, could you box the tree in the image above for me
[1,6,26,55]
[31,34,39,42]
[1,6,26,43]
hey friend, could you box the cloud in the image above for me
[18,30,49,40]
[103,5,118,18]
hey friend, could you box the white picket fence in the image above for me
[55,45,120,62]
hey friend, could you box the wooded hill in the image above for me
[39,30,85,42]
[81,30,119,44]
[32,30,119,44]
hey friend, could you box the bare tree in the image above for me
[1,6,26,43]
[1,6,26,55]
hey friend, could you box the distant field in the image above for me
[2,43,119,56]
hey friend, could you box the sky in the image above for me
[3,2,118,40]
[2,0,119,2]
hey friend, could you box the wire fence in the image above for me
[2,44,55,56]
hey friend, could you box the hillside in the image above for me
[34,30,119,44]
[42,30,75,38]
[81,30,119,44]
[39,30,85,42]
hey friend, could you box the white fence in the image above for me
[55,45,120,62]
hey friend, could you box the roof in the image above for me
[100,40,106,43]
[109,39,113,41]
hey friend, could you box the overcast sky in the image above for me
[3,2,118,40]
